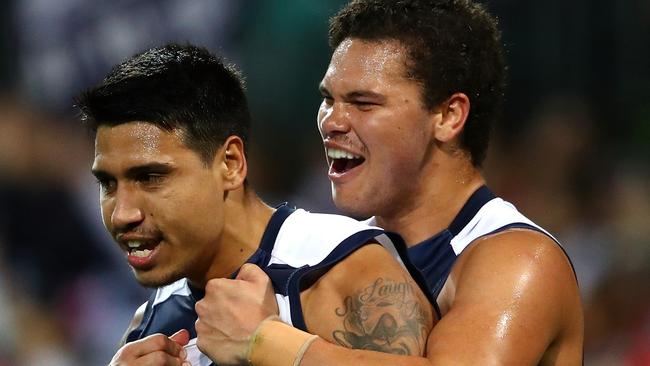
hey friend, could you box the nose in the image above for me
[110,187,144,231]
[318,100,350,138]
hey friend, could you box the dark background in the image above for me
[0,1,648,365]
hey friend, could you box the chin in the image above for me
[133,268,184,288]
[333,196,373,220]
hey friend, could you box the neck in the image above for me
[193,188,274,286]
[376,154,485,246]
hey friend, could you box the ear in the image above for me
[214,135,247,191]
[433,92,470,142]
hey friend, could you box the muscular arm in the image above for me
[194,241,435,366]
[246,242,435,365]
[300,242,434,358]
[426,230,583,365]
[252,230,582,366]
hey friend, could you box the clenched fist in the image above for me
[195,263,279,365]
[109,329,190,366]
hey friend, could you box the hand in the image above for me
[109,329,190,366]
[195,263,279,365]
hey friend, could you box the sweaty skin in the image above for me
[318,38,583,365]
[319,39,439,222]
[204,38,583,366]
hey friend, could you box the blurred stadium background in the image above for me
[0,1,648,365]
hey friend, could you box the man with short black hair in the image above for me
[77,43,434,366]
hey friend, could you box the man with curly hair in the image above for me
[200,0,584,365]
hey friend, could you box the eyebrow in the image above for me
[345,90,386,102]
[91,162,174,180]
[318,83,386,102]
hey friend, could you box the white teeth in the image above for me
[327,148,361,160]
[127,241,142,248]
[132,249,152,258]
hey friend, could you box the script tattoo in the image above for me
[332,277,429,355]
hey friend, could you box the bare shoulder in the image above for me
[456,229,577,297]
[451,228,580,323]
[428,229,584,365]
[301,242,435,357]
[118,301,148,347]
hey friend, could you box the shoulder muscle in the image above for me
[429,229,582,364]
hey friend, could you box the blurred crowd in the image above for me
[0,1,648,365]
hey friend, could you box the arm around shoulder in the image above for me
[249,242,437,366]
[300,242,435,356]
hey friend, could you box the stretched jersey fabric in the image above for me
[367,186,573,308]
[125,204,420,366]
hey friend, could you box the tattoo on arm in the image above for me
[332,277,430,355]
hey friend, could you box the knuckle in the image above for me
[240,263,255,272]
[248,263,265,277]
[150,334,169,349]
[112,347,129,361]
[195,300,207,315]
[206,278,223,291]
[118,343,133,354]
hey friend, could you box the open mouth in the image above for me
[126,240,160,258]
[328,148,365,174]
[116,232,164,269]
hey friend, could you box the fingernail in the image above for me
[180,348,187,359]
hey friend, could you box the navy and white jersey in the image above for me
[125,204,418,366]
[367,186,569,306]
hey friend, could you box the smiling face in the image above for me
[92,122,227,287]
[318,38,440,219]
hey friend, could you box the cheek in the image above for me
[377,111,430,153]
[316,103,330,135]
[163,187,222,236]
[100,198,113,230]
[367,127,426,173]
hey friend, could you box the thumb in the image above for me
[169,329,190,346]
[236,263,268,284]
[238,263,280,316]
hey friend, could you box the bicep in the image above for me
[426,231,578,364]
[301,243,434,356]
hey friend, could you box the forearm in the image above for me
[300,337,432,366]
[249,319,432,366]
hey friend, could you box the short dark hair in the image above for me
[76,43,251,165]
[329,0,506,166]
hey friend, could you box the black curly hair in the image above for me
[329,0,506,166]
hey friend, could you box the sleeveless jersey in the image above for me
[367,186,572,308]
[125,204,423,366]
